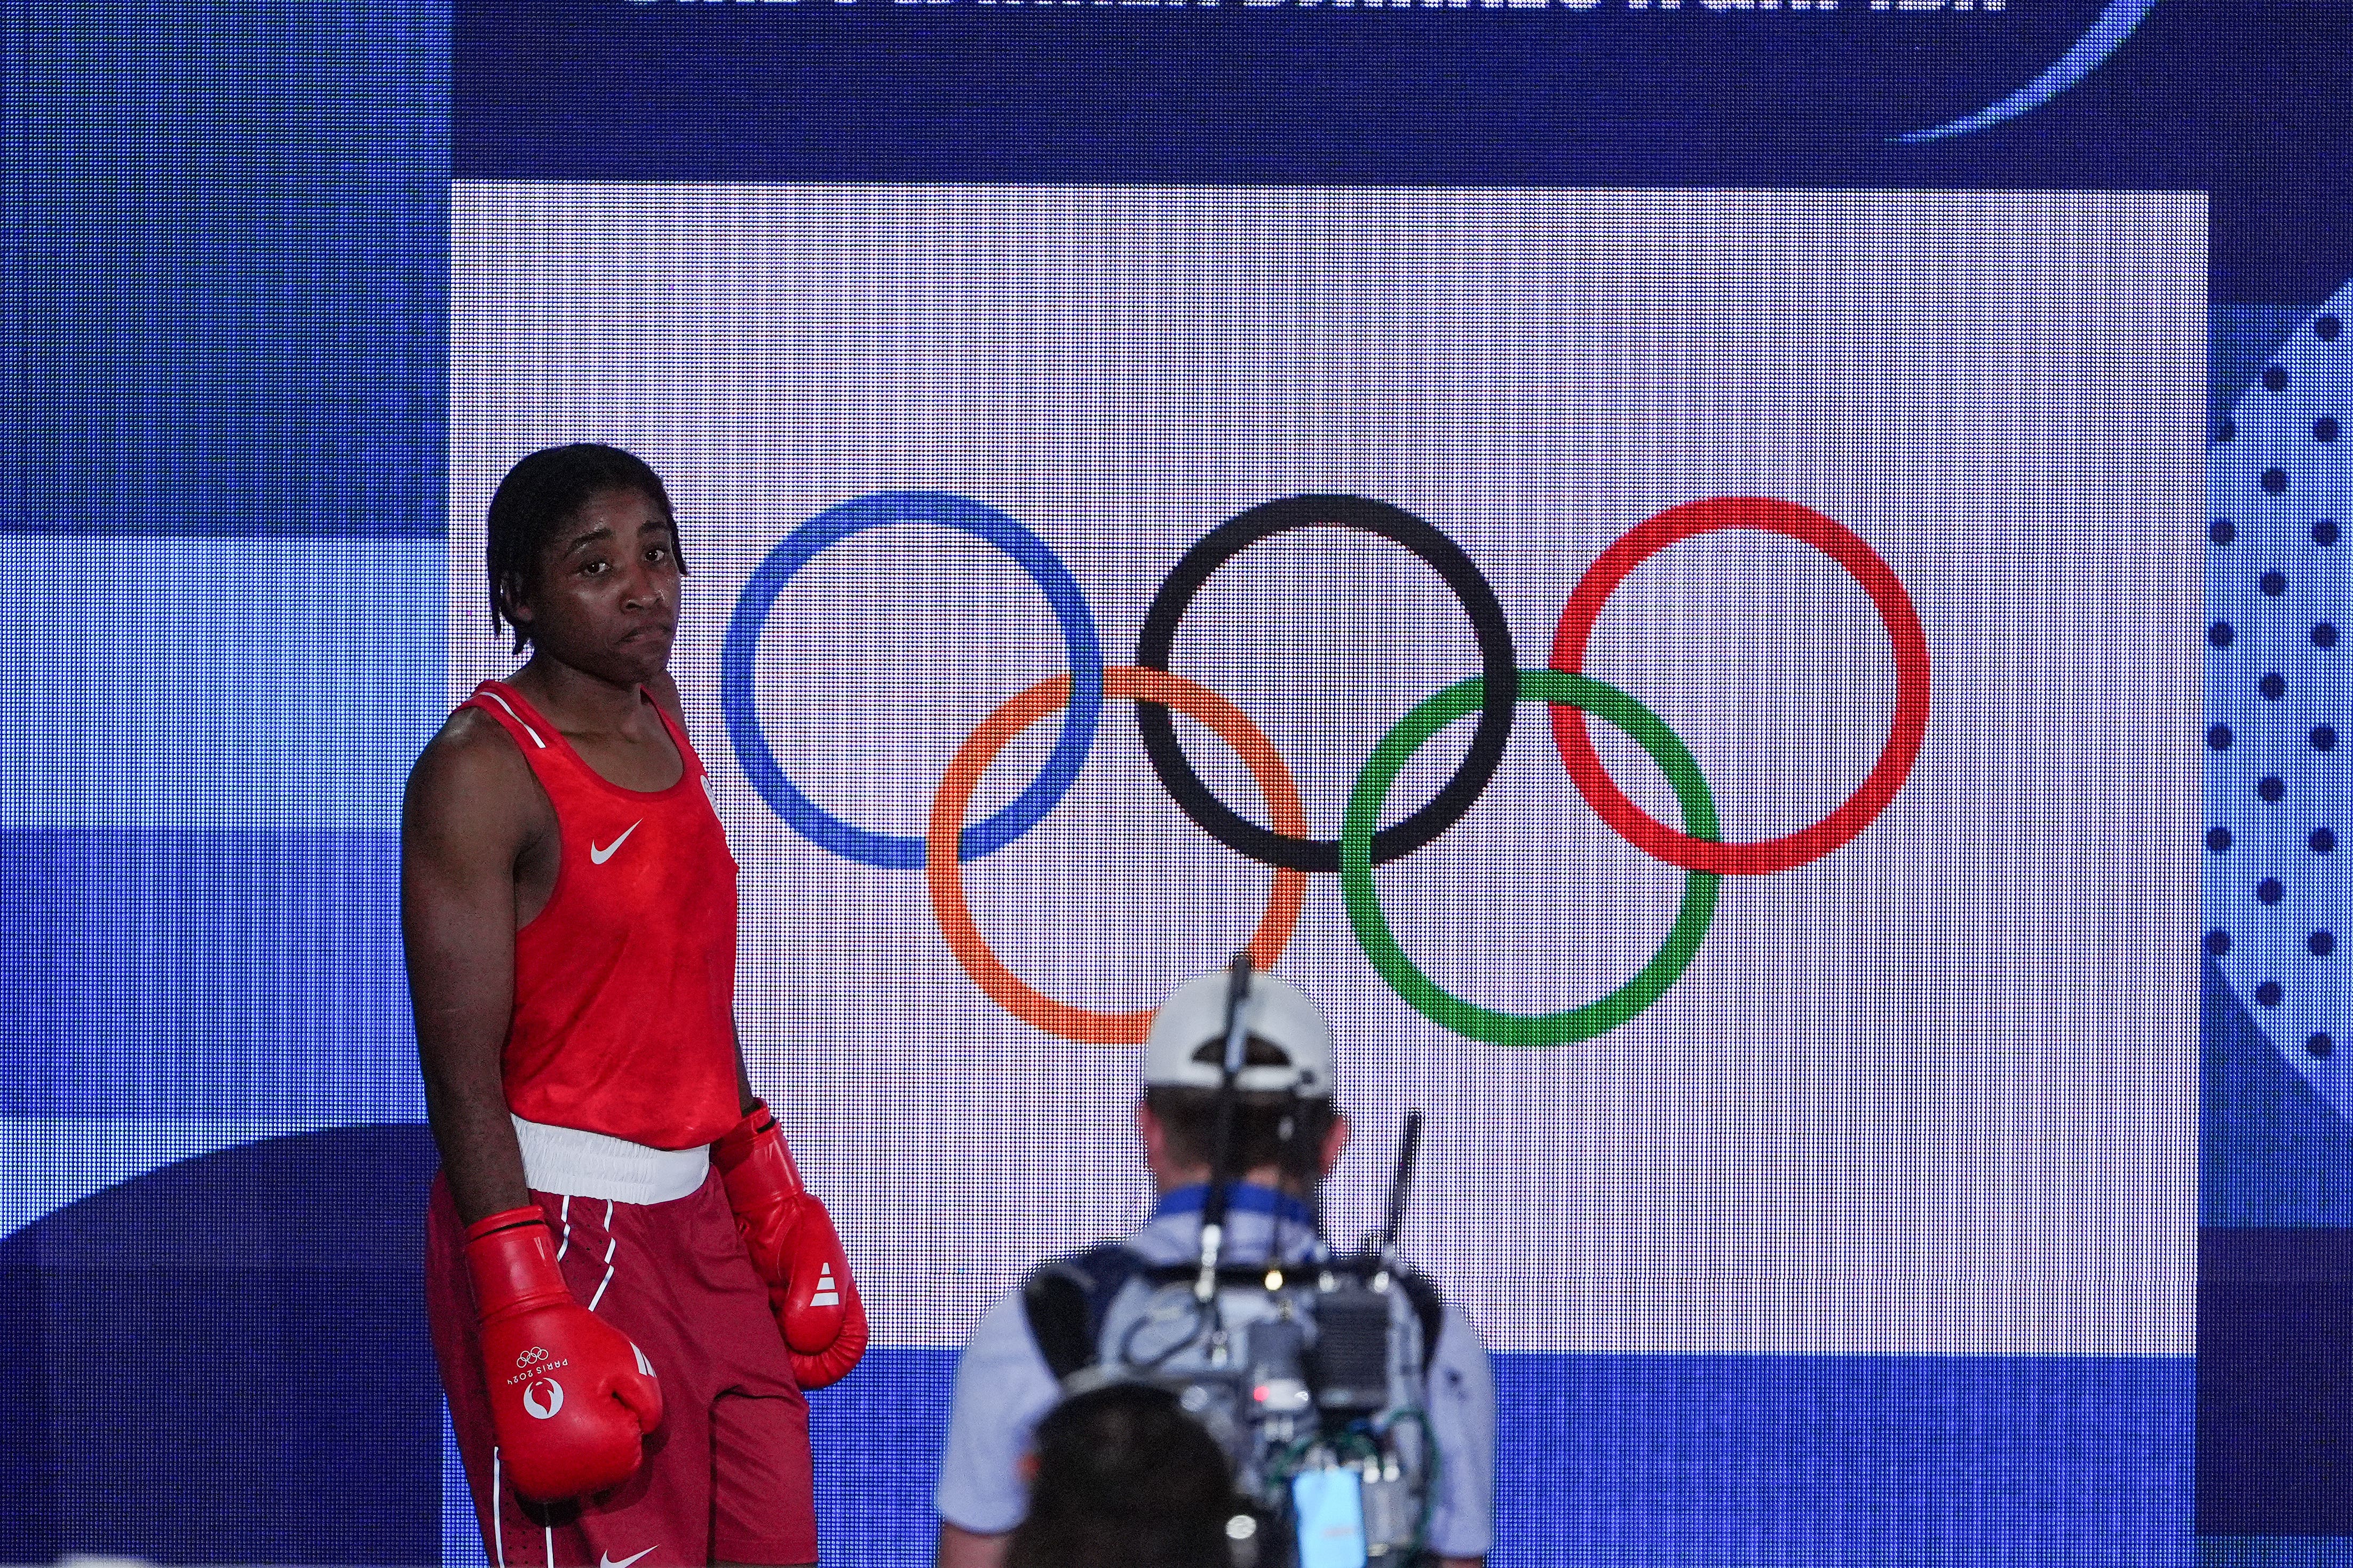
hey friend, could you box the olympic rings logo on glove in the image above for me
[722,492,1930,1047]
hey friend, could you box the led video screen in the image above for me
[3,1,2348,1563]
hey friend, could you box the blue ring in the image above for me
[722,491,1105,870]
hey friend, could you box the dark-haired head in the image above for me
[1144,1083,1336,1189]
[1008,1383,1241,1568]
[486,444,684,652]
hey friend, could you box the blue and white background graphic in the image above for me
[4,0,2352,1564]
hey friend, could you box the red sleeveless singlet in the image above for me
[462,679,741,1150]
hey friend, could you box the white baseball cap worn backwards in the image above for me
[1143,969,1335,1099]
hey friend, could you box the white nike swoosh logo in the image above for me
[600,1549,656,1568]
[590,821,643,865]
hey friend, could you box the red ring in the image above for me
[1549,497,1931,875]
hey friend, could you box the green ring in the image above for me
[1340,670,1722,1046]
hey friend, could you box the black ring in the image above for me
[1135,495,1519,873]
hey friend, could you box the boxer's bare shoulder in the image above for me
[405,703,559,922]
[411,703,544,815]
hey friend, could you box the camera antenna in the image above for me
[1374,1109,1424,1288]
[1193,951,1254,1305]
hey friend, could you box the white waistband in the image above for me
[512,1116,710,1205]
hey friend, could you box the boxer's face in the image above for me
[506,487,682,687]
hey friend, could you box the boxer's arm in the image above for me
[403,712,540,1225]
[656,671,757,1120]
[734,1023,758,1117]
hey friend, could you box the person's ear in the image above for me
[499,571,535,632]
[1320,1111,1350,1179]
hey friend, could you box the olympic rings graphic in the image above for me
[926,666,1312,1045]
[1550,497,1933,875]
[723,492,1104,871]
[1342,670,1721,1047]
[1136,496,1520,874]
[724,491,1929,1045]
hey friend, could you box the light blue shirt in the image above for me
[935,1184,1498,1557]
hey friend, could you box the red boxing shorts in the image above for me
[427,1167,818,1566]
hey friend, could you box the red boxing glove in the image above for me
[714,1100,869,1389]
[465,1208,664,1502]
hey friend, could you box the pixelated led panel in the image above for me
[2204,283,2353,1123]
[451,185,2203,1355]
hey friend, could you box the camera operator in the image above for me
[935,969,1495,1567]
